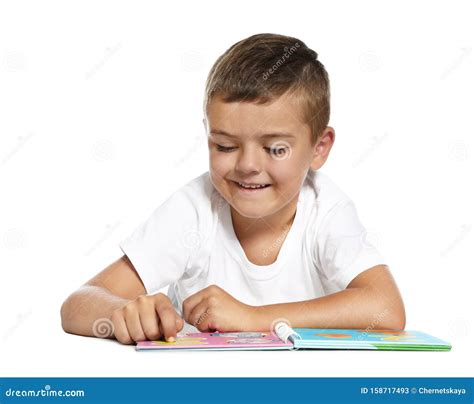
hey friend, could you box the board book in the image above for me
[136,322,451,352]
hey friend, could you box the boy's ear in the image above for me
[310,127,335,171]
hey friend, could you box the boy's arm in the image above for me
[60,255,145,337]
[251,264,406,330]
[182,265,405,332]
[62,255,184,343]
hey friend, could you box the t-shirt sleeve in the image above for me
[118,187,200,295]
[315,199,387,292]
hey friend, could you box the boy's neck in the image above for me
[230,192,299,240]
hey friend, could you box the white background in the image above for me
[0,0,472,377]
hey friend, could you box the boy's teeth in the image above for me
[238,182,268,189]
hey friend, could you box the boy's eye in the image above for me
[216,144,237,152]
[265,146,289,157]
[215,144,290,156]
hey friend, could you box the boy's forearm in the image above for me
[250,286,405,331]
[60,285,129,337]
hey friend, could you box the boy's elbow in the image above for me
[381,302,406,330]
[385,313,406,330]
[60,296,74,333]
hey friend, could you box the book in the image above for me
[135,322,452,352]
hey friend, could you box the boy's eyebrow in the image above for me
[209,128,295,139]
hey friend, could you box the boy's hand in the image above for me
[110,293,184,345]
[182,285,255,332]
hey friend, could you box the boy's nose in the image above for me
[235,146,263,175]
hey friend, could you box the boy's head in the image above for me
[203,33,335,219]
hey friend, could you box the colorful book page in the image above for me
[136,331,293,351]
[292,329,451,351]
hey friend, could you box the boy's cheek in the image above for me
[209,169,226,187]
[209,154,229,172]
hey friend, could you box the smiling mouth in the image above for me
[232,181,272,190]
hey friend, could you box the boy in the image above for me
[61,33,405,345]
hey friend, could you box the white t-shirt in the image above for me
[119,170,386,321]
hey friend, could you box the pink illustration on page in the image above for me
[136,331,293,350]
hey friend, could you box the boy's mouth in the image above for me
[232,181,272,191]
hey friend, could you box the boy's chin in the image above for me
[230,203,274,220]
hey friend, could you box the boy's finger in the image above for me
[139,308,161,341]
[156,305,179,342]
[111,313,133,345]
[175,316,184,332]
[124,308,147,342]
[188,300,211,331]
[158,319,164,337]
[182,289,205,322]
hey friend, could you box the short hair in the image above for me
[204,33,330,144]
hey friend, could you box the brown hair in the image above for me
[204,33,330,144]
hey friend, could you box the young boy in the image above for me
[61,33,405,345]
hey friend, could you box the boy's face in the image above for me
[205,91,334,219]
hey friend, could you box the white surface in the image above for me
[1,0,473,377]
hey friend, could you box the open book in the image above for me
[136,322,451,351]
